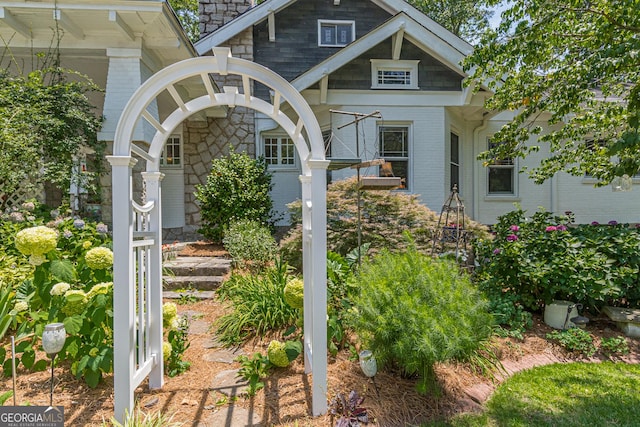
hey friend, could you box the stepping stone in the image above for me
[210,369,250,397]
[163,290,216,300]
[198,405,262,427]
[202,336,224,349]
[188,319,212,335]
[203,348,245,364]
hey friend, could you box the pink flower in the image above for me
[506,234,518,242]
[556,224,567,231]
[510,225,520,232]
[591,221,600,226]
[545,226,557,232]
[608,220,618,226]
[493,248,501,255]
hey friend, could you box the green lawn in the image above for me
[425,362,640,427]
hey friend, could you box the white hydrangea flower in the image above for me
[14,301,28,312]
[51,282,71,296]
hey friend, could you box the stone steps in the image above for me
[163,255,231,294]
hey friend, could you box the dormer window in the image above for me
[318,20,355,47]
[371,60,419,89]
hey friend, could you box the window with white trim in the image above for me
[487,139,515,195]
[450,132,460,192]
[378,125,410,189]
[160,135,182,167]
[264,136,296,168]
[371,60,419,89]
[318,20,355,47]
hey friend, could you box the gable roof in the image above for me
[194,0,472,58]
[291,11,468,92]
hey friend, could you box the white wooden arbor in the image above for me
[107,47,329,422]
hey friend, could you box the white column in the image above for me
[107,155,137,423]
[299,174,312,374]
[141,171,165,389]
[99,48,145,142]
[307,159,330,416]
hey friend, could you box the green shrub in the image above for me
[474,207,640,317]
[349,244,494,394]
[280,177,490,270]
[223,219,278,271]
[214,258,299,345]
[195,149,276,242]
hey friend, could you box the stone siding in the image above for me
[199,0,254,38]
[179,109,256,240]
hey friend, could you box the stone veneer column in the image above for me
[181,110,256,236]
[173,0,257,240]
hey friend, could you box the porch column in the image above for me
[106,155,137,423]
[141,171,165,389]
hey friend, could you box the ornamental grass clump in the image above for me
[350,244,494,394]
[215,258,299,345]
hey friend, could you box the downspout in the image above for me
[472,118,489,220]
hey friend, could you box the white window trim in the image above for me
[160,133,183,169]
[370,59,419,89]
[486,138,517,197]
[377,122,412,191]
[262,134,299,170]
[318,19,355,47]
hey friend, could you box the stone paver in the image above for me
[211,369,250,397]
[203,347,245,364]
[198,405,263,426]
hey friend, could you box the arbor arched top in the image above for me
[113,47,326,174]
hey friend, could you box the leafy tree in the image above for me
[0,60,104,209]
[464,0,640,185]
[168,0,200,42]
[406,0,494,41]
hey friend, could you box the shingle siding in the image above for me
[253,0,391,99]
[329,40,463,90]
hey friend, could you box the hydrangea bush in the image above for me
[474,207,640,331]
[0,202,119,387]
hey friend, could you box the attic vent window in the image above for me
[371,59,419,89]
[318,20,355,47]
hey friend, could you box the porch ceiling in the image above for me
[0,1,195,67]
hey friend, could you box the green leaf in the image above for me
[84,369,101,388]
[21,350,35,369]
[284,340,302,362]
[32,359,48,372]
[2,359,12,377]
[63,315,83,335]
[50,259,76,282]
[76,355,90,376]
[0,390,13,405]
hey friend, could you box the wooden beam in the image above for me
[53,10,84,40]
[0,7,30,38]
[109,10,136,41]
[268,11,275,42]
[392,27,404,60]
[319,74,328,105]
